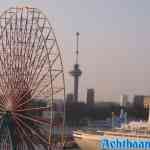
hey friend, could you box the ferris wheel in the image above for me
[0,6,65,150]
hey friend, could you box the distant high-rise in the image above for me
[66,93,74,103]
[120,95,128,107]
[86,89,95,105]
[144,96,150,122]
[133,95,144,107]
[144,96,150,108]
[70,32,82,102]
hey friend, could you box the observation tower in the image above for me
[70,32,82,102]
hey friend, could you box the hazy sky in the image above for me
[1,0,150,102]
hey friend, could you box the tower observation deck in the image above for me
[70,32,82,102]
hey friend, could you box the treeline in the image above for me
[65,102,148,126]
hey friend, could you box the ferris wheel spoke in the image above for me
[51,69,63,81]
[21,16,30,85]
[13,112,50,126]
[13,15,21,90]
[50,53,60,67]
[15,73,47,107]
[15,117,36,150]
[24,25,39,70]
[1,39,14,89]
[7,126,18,150]
[26,29,39,68]
[0,13,15,38]
[0,97,6,107]
[5,30,14,90]
[8,23,13,88]
[21,7,29,49]
[16,71,50,108]
[16,106,50,112]
[14,89,33,107]
[0,82,11,106]
[30,50,58,89]
[13,22,23,90]
[31,69,63,96]
[0,74,7,92]
[21,11,36,82]
[15,115,49,145]
[34,87,64,99]
[24,12,41,76]
[16,9,24,87]
[0,58,10,90]
[0,119,5,144]
[0,96,7,107]
[31,70,50,90]
[31,14,47,59]
[28,46,54,88]
[28,32,53,86]
[12,18,36,89]
[28,48,48,87]
[30,16,46,58]
[16,131,35,150]
[32,82,51,97]
[27,30,55,88]
[16,85,63,110]
[15,85,50,110]
[15,127,25,147]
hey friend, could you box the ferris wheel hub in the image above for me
[5,101,13,112]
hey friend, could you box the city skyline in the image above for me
[1,0,150,102]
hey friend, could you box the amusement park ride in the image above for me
[0,6,65,150]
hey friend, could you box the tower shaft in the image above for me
[74,74,79,102]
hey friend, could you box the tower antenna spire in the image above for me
[76,32,80,64]
[70,32,82,102]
